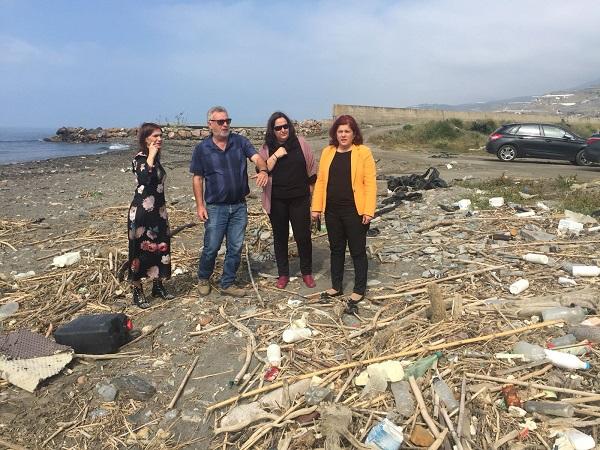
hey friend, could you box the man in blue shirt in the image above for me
[190,106,268,297]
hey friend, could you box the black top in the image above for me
[326,151,355,212]
[271,137,309,199]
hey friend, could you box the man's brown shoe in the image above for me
[198,279,211,296]
[221,285,247,297]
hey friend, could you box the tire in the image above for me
[575,149,591,166]
[497,145,516,162]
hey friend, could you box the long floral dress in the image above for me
[127,152,171,281]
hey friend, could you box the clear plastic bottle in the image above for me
[542,306,586,323]
[390,381,415,417]
[513,341,546,361]
[556,342,592,356]
[547,334,577,348]
[432,377,459,413]
[403,351,442,380]
[523,401,574,417]
[266,343,281,367]
[569,325,600,343]
[543,349,591,370]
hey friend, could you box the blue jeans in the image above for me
[198,202,248,288]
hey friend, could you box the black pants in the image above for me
[325,207,369,295]
[269,194,312,276]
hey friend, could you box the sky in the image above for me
[2,0,600,128]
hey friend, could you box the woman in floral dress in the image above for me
[127,123,173,308]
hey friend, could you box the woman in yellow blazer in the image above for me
[311,115,377,314]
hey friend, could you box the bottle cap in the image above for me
[584,362,591,369]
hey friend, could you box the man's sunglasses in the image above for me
[274,124,289,131]
[209,118,232,126]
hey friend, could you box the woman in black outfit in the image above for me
[127,123,174,308]
[259,112,317,289]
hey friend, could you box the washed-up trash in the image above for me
[432,376,458,412]
[355,361,405,388]
[263,366,280,381]
[390,380,414,417]
[565,209,597,225]
[491,233,512,241]
[0,330,73,392]
[513,341,546,361]
[304,385,332,405]
[536,201,550,211]
[501,385,521,408]
[569,325,600,343]
[52,251,81,268]
[509,278,529,295]
[422,268,442,278]
[14,270,36,280]
[523,401,574,417]
[54,313,132,354]
[571,265,600,277]
[558,277,577,286]
[456,199,471,210]
[386,167,447,192]
[522,253,549,264]
[403,352,442,380]
[552,428,596,450]
[266,343,281,367]
[544,348,590,370]
[515,210,536,218]
[219,402,274,431]
[282,327,312,343]
[260,378,313,409]
[547,334,577,348]
[558,219,583,235]
[541,306,586,323]
[489,197,504,207]
[520,224,555,242]
[364,418,404,450]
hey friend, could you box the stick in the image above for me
[440,406,463,450]
[466,373,596,397]
[168,355,200,409]
[428,283,446,323]
[120,323,164,350]
[189,310,264,336]
[493,430,519,449]
[245,242,264,307]
[74,352,140,360]
[428,428,449,450]
[408,376,440,437]
[205,319,563,413]
[457,376,467,439]
[219,306,256,385]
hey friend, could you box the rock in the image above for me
[89,408,110,420]
[96,382,117,402]
[159,409,178,428]
[127,407,153,425]
[76,375,87,385]
[198,314,213,326]
[181,409,204,423]
[410,424,435,446]
[259,230,272,240]
[112,376,156,401]
[520,224,555,242]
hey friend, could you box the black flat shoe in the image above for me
[133,286,151,309]
[344,295,364,315]
[152,280,174,300]
[320,290,344,299]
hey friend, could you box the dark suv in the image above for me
[486,123,589,165]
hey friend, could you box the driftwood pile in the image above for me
[1,188,600,449]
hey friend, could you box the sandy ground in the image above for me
[1,127,600,448]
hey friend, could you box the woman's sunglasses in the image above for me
[274,124,289,131]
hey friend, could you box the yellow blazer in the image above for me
[311,144,377,217]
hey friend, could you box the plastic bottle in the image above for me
[542,306,586,323]
[569,325,600,343]
[266,343,281,367]
[509,279,529,295]
[364,418,404,450]
[523,401,574,417]
[513,341,546,361]
[282,328,312,343]
[403,352,442,380]
[556,342,592,356]
[544,349,590,370]
[432,377,459,413]
[571,265,600,277]
[522,253,549,265]
[390,381,415,417]
[547,334,577,348]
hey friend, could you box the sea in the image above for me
[0,127,130,165]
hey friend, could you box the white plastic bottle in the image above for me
[266,343,281,367]
[571,265,600,277]
[522,253,549,265]
[509,278,529,295]
[543,349,590,370]
[282,327,312,343]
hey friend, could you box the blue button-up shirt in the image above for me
[190,133,257,204]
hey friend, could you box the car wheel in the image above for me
[575,149,591,166]
[497,145,516,162]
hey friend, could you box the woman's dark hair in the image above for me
[329,115,363,147]
[264,111,297,150]
[137,122,161,154]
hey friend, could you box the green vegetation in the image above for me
[369,119,495,153]
[456,175,600,214]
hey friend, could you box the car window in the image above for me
[504,125,519,134]
[543,126,566,138]
[515,125,541,136]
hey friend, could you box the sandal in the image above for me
[132,286,151,309]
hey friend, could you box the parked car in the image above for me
[486,123,589,165]
[584,139,600,163]
[587,133,600,145]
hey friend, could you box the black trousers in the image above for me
[269,194,312,276]
[325,207,369,295]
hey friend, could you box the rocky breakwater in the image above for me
[45,120,324,145]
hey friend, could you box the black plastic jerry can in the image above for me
[54,313,133,354]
